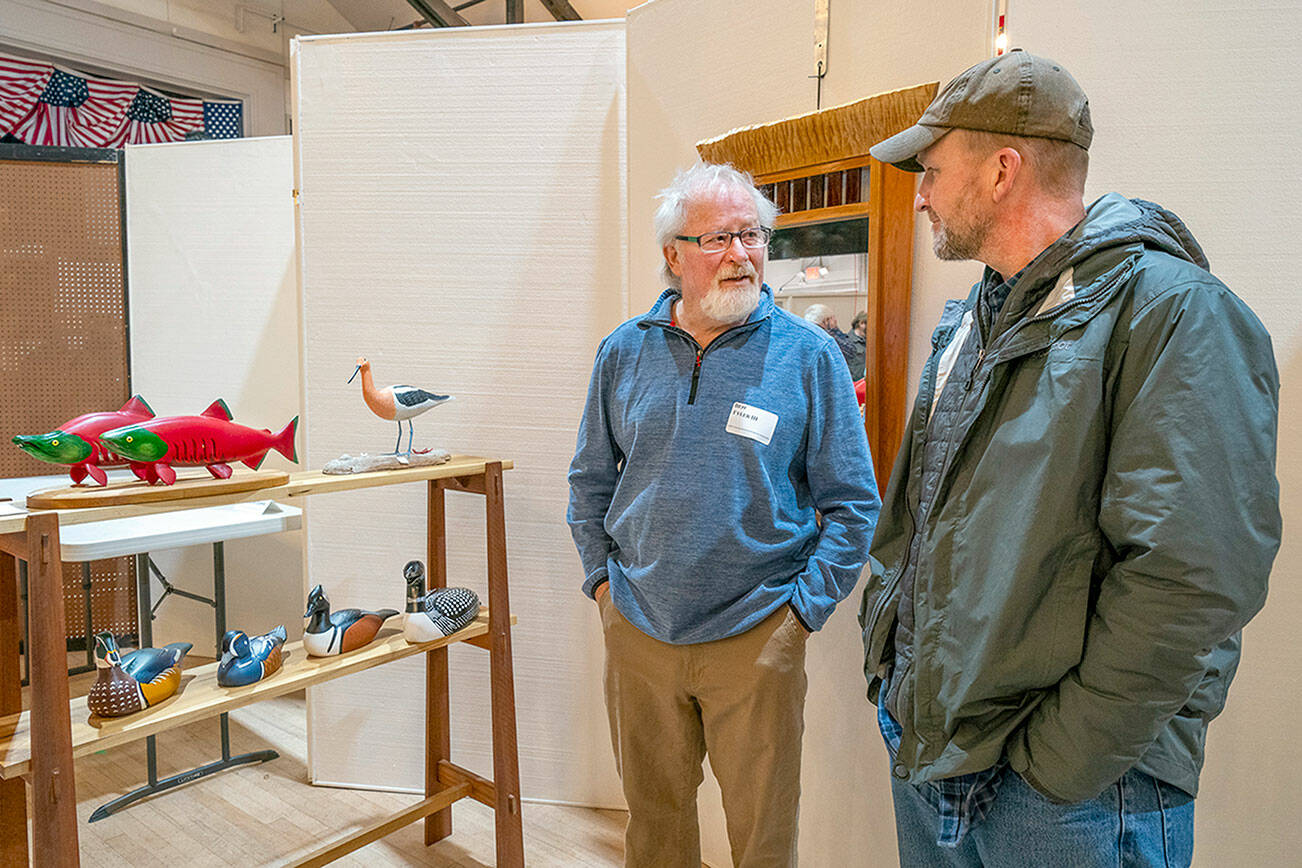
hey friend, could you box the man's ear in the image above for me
[663,243,682,277]
[991,147,1024,203]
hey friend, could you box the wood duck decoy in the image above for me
[303,584,398,657]
[87,632,192,718]
[347,356,453,454]
[217,625,287,687]
[402,560,481,643]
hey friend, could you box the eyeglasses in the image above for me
[675,226,773,252]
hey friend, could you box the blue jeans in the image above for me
[891,765,1194,867]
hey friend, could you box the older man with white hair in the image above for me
[803,303,861,375]
[568,162,880,867]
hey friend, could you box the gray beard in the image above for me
[699,280,760,324]
[932,218,988,262]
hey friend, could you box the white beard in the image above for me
[699,279,760,324]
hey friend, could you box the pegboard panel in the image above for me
[0,157,129,479]
[57,559,137,644]
[0,155,134,649]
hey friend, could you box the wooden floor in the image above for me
[21,667,627,866]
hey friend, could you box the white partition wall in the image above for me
[124,136,303,655]
[293,22,626,805]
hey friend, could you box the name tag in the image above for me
[726,402,778,445]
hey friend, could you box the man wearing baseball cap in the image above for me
[859,50,1280,865]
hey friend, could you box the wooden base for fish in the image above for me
[26,470,291,510]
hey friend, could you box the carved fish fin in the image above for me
[120,395,154,418]
[85,464,108,486]
[200,398,233,421]
[274,416,298,463]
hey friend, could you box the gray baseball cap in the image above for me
[870,49,1092,172]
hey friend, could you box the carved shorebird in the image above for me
[347,356,453,454]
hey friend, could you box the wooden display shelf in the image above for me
[0,455,514,538]
[0,609,513,780]
[2,457,524,867]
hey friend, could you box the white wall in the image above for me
[1009,4,1301,865]
[626,1,988,863]
[124,135,304,655]
[292,21,627,806]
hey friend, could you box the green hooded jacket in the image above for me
[859,194,1281,803]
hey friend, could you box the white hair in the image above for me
[654,162,780,289]
[803,303,835,326]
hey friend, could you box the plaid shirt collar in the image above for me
[877,701,1005,848]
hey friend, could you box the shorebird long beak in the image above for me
[347,364,361,384]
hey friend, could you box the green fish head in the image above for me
[11,431,92,465]
[100,425,168,462]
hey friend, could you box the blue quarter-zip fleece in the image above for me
[567,285,880,644]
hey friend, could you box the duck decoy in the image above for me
[347,356,453,455]
[303,584,398,657]
[217,625,287,687]
[88,632,192,718]
[401,559,481,643]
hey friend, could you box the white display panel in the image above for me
[293,21,626,805]
[124,135,304,655]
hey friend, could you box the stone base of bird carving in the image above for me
[322,449,452,475]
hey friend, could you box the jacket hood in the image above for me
[1068,193,1208,270]
[1027,193,1209,285]
[981,194,1210,328]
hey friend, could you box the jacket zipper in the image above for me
[965,347,987,391]
[688,350,702,404]
[660,318,762,406]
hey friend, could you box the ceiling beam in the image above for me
[538,0,582,21]
[405,0,470,27]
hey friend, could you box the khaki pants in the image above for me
[600,595,809,868]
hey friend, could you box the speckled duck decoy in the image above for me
[401,560,481,643]
[217,625,287,687]
[302,584,398,657]
[87,632,191,718]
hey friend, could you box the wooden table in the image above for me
[0,456,524,867]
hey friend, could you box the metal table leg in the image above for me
[89,546,278,822]
[17,561,27,686]
[81,563,94,671]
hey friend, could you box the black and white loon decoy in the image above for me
[402,559,481,643]
[347,356,453,454]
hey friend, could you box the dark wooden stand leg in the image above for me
[0,552,27,865]
[27,513,79,866]
[484,462,524,867]
[425,480,453,845]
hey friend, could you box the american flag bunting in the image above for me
[0,51,242,147]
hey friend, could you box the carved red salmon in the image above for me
[11,395,156,485]
[98,399,298,485]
